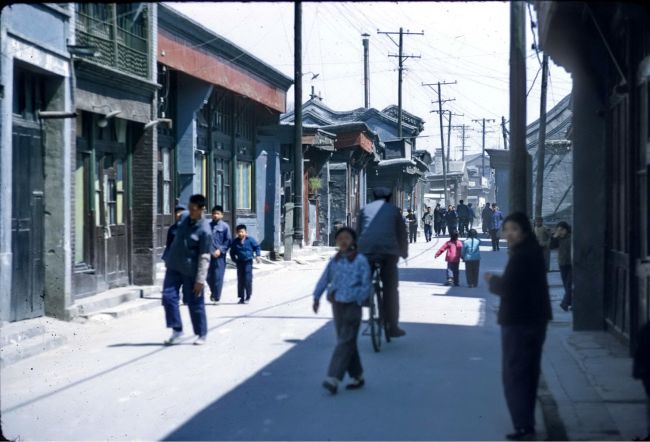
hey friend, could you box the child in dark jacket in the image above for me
[435,231,463,286]
[229,224,261,304]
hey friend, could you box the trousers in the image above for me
[207,256,226,301]
[501,324,547,431]
[490,229,501,250]
[465,260,480,286]
[327,301,363,381]
[424,224,433,241]
[447,262,460,285]
[162,268,207,337]
[459,219,469,236]
[409,228,417,243]
[366,254,400,332]
[236,260,253,300]
[560,265,573,307]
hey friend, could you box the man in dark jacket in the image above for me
[229,224,261,304]
[457,200,470,237]
[357,187,409,338]
[550,221,572,311]
[405,209,418,243]
[207,205,231,303]
[485,212,552,441]
[482,202,493,237]
[434,203,445,237]
[162,195,212,346]
[445,205,458,235]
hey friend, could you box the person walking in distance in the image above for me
[229,224,261,304]
[462,229,481,288]
[467,202,477,231]
[533,217,551,272]
[482,202,493,238]
[207,205,231,303]
[550,221,572,311]
[161,194,212,346]
[445,205,458,236]
[435,230,463,286]
[405,209,418,244]
[357,187,409,338]
[422,206,434,242]
[457,199,470,237]
[313,227,371,395]
[434,203,444,237]
[490,203,504,251]
[484,212,552,441]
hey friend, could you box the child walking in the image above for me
[435,231,463,286]
[229,224,261,304]
[313,227,371,395]
[462,229,481,288]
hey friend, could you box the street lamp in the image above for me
[303,71,319,80]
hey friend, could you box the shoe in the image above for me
[322,378,338,395]
[210,295,217,303]
[346,378,365,390]
[389,328,406,338]
[194,336,206,345]
[506,429,536,441]
[238,298,245,304]
[245,297,251,302]
[454,283,460,287]
[560,301,569,312]
[164,330,183,345]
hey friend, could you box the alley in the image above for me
[1,238,520,441]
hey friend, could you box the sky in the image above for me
[166,1,573,158]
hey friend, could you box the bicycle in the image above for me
[363,261,391,352]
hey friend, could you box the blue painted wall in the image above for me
[254,136,281,251]
[5,4,69,56]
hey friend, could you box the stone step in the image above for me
[66,286,156,319]
[84,298,161,321]
[0,321,46,346]
[0,331,67,367]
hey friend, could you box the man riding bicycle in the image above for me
[356,187,409,338]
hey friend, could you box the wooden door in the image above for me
[155,132,175,259]
[94,142,129,289]
[636,79,650,333]
[11,123,45,321]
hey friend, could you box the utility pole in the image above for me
[501,116,509,150]
[446,111,463,166]
[292,0,304,252]
[423,80,456,205]
[378,28,423,138]
[509,1,528,214]
[472,117,496,178]
[362,33,370,109]
[534,54,549,219]
[451,124,471,160]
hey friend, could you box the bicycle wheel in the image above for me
[375,289,391,344]
[369,281,382,352]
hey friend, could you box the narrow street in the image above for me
[1,237,521,441]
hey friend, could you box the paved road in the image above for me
[1,236,526,440]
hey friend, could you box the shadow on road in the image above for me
[163,320,509,441]
[399,267,446,284]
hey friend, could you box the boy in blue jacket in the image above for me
[229,224,261,304]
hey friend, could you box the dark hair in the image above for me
[450,231,459,241]
[174,204,187,212]
[556,221,572,233]
[459,200,464,204]
[235,224,247,232]
[372,187,392,201]
[467,202,473,207]
[468,229,478,238]
[503,212,533,236]
[212,205,224,213]
[334,226,357,244]
[189,194,207,208]
[491,203,497,208]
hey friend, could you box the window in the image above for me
[74,152,89,265]
[158,148,172,215]
[214,157,231,212]
[12,67,45,121]
[237,161,252,210]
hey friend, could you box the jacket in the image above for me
[357,200,409,258]
[482,207,493,225]
[422,211,434,226]
[164,215,212,280]
[445,210,458,226]
[161,211,188,262]
[492,210,503,230]
[633,321,650,380]
[434,207,444,222]
[488,236,552,325]
[435,240,463,263]
[405,213,418,230]
[462,238,481,261]
[229,236,261,263]
[550,233,572,267]
[313,251,371,306]
[209,219,232,258]
[457,203,470,220]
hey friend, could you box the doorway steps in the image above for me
[66,285,160,321]
[0,318,70,367]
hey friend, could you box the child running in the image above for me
[312,227,371,395]
[435,230,463,286]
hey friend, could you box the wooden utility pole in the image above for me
[362,33,370,108]
[509,1,528,214]
[379,28,423,138]
[423,81,456,205]
[534,54,549,219]
[501,116,509,150]
[472,117,496,177]
[292,0,304,250]
[446,111,463,166]
[451,124,471,160]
